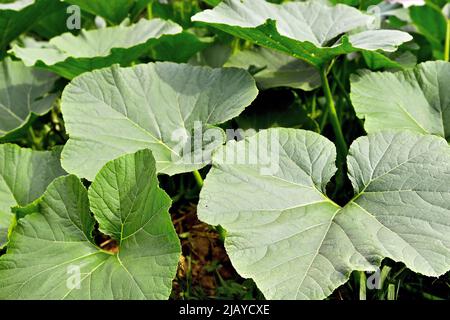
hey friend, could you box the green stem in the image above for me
[147,1,153,20]
[387,283,396,300]
[319,106,329,133]
[28,127,41,150]
[445,19,450,62]
[192,170,204,188]
[359,271,367,300]
[319,67,348,164]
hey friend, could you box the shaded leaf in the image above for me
[410,2,447,59]
[0,144,66,247]
[0,58,58,141]
[64,0,151,25]
[0,0,59,52]
[225,47,321,90]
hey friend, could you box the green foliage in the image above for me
[0,149,180,299]
[0,0,449,301]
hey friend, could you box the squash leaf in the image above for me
[0,0,59,52]
[0,144,66,248]
[10,18,184,79]
[350,61,450,141]
[225,47,321,90]
[0,149,180,299]
[192,0,412,68]
[199,128,450,299]
[0,58,58,141]
[61,62,258,180]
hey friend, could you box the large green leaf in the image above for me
[199,129,450,299]
[64,0,151,25]
[225,47,321,90]
[350,61,450,141]
[0,58,58,141]
[61,62,258,180]
[0,144,66,248]
[192,0,412,68]
[0,0,59,52]
[10,18,183,79]
[0,149,180,299]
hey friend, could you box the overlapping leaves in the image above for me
[0,58,58,141]
[0,149,180,299]
[10,18,183,79]
[0,0,59,52]
[225,47,321,90]
[199,129,450,299]
[0,144,66,248]
[64,0,151,25]
[192,0,412,68]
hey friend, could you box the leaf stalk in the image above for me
[319,66,348,164]
[192,170,204,188]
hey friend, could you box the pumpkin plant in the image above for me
[0,0,449,301]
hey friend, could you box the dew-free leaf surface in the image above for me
[225,47,321,90]
[0,149,180,299]
[64,0,151,25]
[0,58,58,141]
[10,18,183,79]
[192,0,412,68]
[61,62,258,180]
[0,144,66,248]
[199,128,450,299]
[351,61,450,141]
[0,0,59,52]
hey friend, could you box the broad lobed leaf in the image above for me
[198,128,450,299]
[192,0,412,68]
[351,61,450,141]
[61,61,258,180]
[10,18,184,79]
